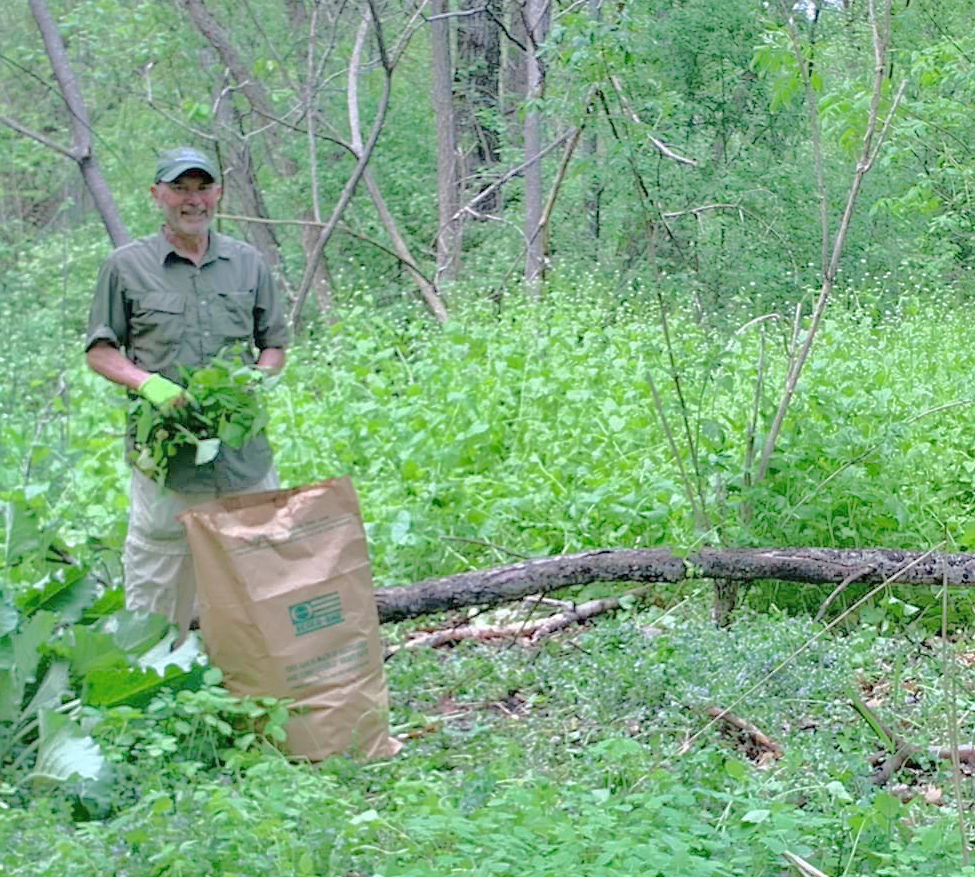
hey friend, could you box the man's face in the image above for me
[151,169,222,239]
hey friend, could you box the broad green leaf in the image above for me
[11,611,56,686]
[724,758,748,781]
[0,594,18,637]
[826,780,853,803]
[29,708,111,786]
[3,496,53,566]
[138,630,203,675]
[85,662,193,708]
[0,669,22,723]
[135,403,155,446]
[79,587,125,625]
[872,791,902,821]
[61,627,128,677]
[195,437,221,465]
[18,662,72,726]
[959,520,975,549]
[391,510,413,546]
[100,608,171,654]
[218,419,247,447]
[17,567,98,624]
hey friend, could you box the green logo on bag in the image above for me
[289,592,343,635]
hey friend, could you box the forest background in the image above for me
[4,0,975,874]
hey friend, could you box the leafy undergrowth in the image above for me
[4,599,975,876]
[6,279,975,874]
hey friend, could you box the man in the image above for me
[85,146,289,635]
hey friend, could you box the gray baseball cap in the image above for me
[154,147,220,183]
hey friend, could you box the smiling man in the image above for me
[84,146,289,635]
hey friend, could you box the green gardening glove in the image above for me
[138,373,191,409]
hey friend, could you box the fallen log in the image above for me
[374,546,975,623]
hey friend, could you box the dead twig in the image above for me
[782,850,832,877]
[813,564,876,622]
[852,690,975,785]
[388,588,650,654]
[705,705,784,761]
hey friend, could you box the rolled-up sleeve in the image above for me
[252,258,290,350]
[85,258,128,352]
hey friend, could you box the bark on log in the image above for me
[374,546,975,623]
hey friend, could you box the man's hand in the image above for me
[138,374,191,409]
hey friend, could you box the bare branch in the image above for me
[348,11,446,320]
[26,0,129,246]
[445,128,576,229]
[755,0,904,482]
[290,0,430,327]
[530,125,583,258]
[609,75,698,166]
[0,112,75,159]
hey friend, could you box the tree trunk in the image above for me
[522,0,548,290]
[374,546,975,623]
[180,0,295,173]
[284,0,307,30]
[431,0,462,282]
[350,16,447,322]
[302,209,334,313]
[213,90,290,288]
[290,2,397,329]
[456,0,502,215]
[583,0,602,258]
[300,2,334,316]
[26,0,129,247]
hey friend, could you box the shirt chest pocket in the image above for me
[213,289,255,339]
[129,291,185,341]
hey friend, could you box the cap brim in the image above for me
[156,161,217,183]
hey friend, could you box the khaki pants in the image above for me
[123,467,279,634]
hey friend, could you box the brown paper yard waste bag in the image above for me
[178,476,400,761]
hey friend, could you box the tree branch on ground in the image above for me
[852,694,975,787]
[389,586,653,652]
[705,705,784,762]
[373,546,975,623]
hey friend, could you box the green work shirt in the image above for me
[85,230,290,494]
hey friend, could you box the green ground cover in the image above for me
[4,276,975,875]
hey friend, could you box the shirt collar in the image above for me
[155,228,231,266]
